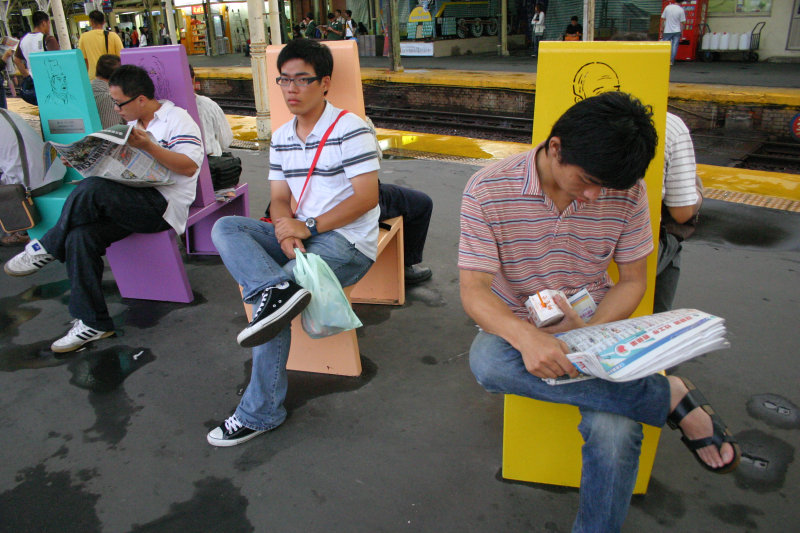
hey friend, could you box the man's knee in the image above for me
[211,215,246,243]
[579,410,643,462]
[64,225,106,255]
[469,333,511,393]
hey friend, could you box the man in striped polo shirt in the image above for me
[5,65,204,354]
[460,92,737,531]
[208,39,379,447]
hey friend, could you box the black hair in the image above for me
[327,13,335,20]
[546,91,657,190]
[89,10,105,25]
[571,16,579,22]
[305,12,313,19]
[95,54,121,79]
[32,11,49,28]
[108,64,156,100]
[277,38,333,79]
[346,10,352,17]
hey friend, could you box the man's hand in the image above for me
[280,237,305,259]
[540,294,585,335]
[517,327,577,379]
[127,127,153,150]
[274,216,310,242]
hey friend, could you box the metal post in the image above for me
[247,0,271,141]
[204,0,216,55]
[499,0,508,56]
[268,0,281,45]
[388,0,402,71]
[583,0,595,42]
[50,0,72,49]
[164,0,178,44]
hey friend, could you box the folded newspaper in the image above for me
[45,124,174,187]
[546,309,729,385]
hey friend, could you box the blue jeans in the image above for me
[211,216,373,430]
[469,331,670,533]
[663,32,681,64]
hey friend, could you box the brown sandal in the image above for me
[667,377,741,474]
[0,231,30,247]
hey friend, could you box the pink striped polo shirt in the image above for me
[459,144,653,319]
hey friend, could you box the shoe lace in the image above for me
[67,319,85,336]
[251,290,270,323]
[224,415,243,433]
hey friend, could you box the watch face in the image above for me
[305,218,316,228]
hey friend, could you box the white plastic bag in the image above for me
[293,249,363,339]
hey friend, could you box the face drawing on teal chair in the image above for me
[572,62,621,102]
[44,59,76,105]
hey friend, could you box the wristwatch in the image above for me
[305,217,319,236]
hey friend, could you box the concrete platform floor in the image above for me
[1,152,798,532]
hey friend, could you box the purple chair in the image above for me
[106,46,248,303]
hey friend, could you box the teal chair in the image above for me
[27,49,102,240]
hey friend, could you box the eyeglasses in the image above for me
[112,96,138,109]
[275,76,322,87]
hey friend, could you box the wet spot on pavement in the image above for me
[420,355,438,365]
[129,477,253,532]
[406,286,447,307]
[67,346,155,393]
[0,339,69,371]
[0,464,101,533]
[120,293,207,329]
[735,429,795,492]
[708,503,764,529]
[746,393,800,429]
[629,478,686,526]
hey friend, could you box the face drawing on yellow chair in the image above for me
[44,59,76,105]
[572,62,621,103]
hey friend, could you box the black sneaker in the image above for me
[236,280,311,348]
[404,264,432,286]
[207,414,266,447]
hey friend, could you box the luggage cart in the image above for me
[700,21,764,62]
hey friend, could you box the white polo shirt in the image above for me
[129,100,204,235]
[269,102,381,260]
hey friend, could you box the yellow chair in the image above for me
[501,41,671,494]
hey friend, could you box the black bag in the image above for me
[19,75,37,105]
[0,109,40,232]
[207,152,242,190]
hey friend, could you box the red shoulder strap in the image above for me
[293,109,349,217]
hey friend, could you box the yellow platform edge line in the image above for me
[195,67,800,107]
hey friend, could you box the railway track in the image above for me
[216,97,532,142]
[738,141,800,174]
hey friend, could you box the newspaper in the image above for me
[45,124,174,187]
[545,309,729,385]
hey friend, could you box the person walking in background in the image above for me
[660,0,686,66]
[78,10,123,80]
[14,11,60,80]
[130,26,139,47]
[531,3,545,57]
[159,23,169,45]
[138,27,148,47]
[344,10,357,40]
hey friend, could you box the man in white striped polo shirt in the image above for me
[208,39,380,447]
[655,112,703,312]
[460,92,738,531]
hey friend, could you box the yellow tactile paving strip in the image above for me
[8,100,797,212]
[198,67,800,107]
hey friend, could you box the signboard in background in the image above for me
[400,41,434,56]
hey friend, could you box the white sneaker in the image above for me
[4,239,55,276]
[51,319,114,353]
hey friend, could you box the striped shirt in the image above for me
[129,99,204,235]
[459,144,653,319]
[269,102,380,260]
[91,78,124,129]
[664,112,701,206]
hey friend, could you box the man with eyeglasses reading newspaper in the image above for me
[207,39,380,447]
